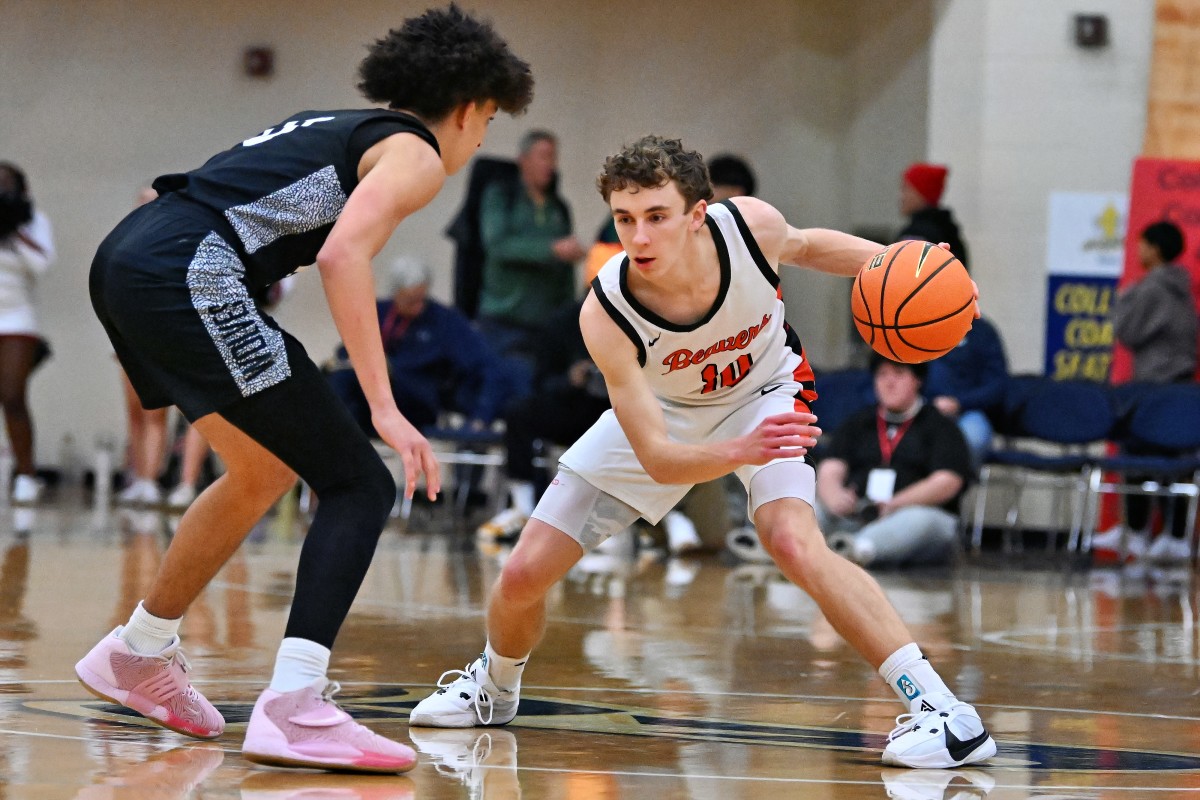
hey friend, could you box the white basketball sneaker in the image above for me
[1145,534,1191,564]
[409,656,519,728]
[476,509,528,545]
[883,701,996,769]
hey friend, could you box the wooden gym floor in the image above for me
[0,496,1198,799]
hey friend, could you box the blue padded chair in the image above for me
[1077,383,1200,557]
[970,378,1115,554]
[989,373,1041,439]
[808,368,874,462]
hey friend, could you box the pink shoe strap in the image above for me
[131,657,189,705]
[289,702,352,728]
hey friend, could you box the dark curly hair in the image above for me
[597,135,713,209]
[357,4,533,121]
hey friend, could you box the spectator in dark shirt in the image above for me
[327,256,508,435]
[816,354,972,568]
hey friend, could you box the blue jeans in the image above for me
[817,501,959,567]
[476,317,534,403]
[957,410,993,472]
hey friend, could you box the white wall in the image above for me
[927,0,1154,373]
[2,0,936,467]
[13,1,1159,465]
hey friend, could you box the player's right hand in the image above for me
[735,412,821,464]
[372,408,441,501]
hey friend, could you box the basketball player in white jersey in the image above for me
[412,136,995,769]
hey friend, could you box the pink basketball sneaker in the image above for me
[74,627,224,739]
[242,679,417,774]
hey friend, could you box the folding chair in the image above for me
[970,378,1115,554]
[1077,383,1200,558]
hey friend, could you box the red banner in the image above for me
[1113,157,1200,383]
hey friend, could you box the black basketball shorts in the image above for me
[90,199,298,421]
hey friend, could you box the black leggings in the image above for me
[221,346,395,649]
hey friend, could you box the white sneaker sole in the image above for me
[409,709,481,728]
[882,734,997,769]
[409,706,517,728]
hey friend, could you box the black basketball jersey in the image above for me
[152,109,440,287]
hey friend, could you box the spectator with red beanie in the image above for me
[897,162,968,269]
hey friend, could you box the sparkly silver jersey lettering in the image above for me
[187,233,291,396]
[224,165,347,254]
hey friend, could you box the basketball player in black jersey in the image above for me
[413,137,995,770]
[75,5,532,773]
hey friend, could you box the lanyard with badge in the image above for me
[866,414,913,502]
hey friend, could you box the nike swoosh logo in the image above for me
[760,384,783,395]
[648,334,661,346]
[946,726,992,763]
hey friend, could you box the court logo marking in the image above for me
[22,689,1200,773]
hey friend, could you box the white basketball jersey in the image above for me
[590,200,815,410]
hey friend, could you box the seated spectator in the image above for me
[477,297,611,544]
[326,256,508,437]
[814,354,972,568]
[924,316,1008,470]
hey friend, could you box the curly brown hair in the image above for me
[358,4,534,121]
[596,135,713,208]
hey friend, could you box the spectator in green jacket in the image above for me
[477,130,585,373]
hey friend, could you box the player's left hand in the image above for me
[936,241,981,318]
[373,408,441,501]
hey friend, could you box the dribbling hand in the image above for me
[734,412,821,465]
[373,409,441,501]
[935,241,980,319]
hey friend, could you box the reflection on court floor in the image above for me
[1,500,1198,798]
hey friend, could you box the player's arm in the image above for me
[729,196,881,278]
[581,294,820,485]
[315,132,446,498]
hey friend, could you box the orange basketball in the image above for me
[851,241,975,364]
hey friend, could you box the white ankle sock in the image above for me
[484,641,528,691]
[119,601,181,655]
[878,643,953,712]
[510,482,536,517]
[269,637,331,693]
